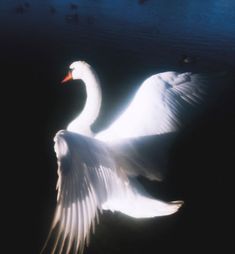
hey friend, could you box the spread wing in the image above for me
[110,132,178,181]
[41,130,183,254]
[96,72,220,143]
[41,130,129,254]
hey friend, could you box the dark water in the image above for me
[1,0,235,66]
[1,1,234,253]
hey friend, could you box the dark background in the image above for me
[1,0,234,253]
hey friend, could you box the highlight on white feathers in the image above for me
[41,60,227,254]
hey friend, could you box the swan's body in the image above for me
[66,61,206,141]
[42,61,226,254]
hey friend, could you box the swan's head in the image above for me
[62,61,91,83]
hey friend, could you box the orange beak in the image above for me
[61,71,73,83]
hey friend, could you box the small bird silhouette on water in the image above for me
[69,3,78,10]
[65,13,79,23]
[24,2,30,8]
[15,2,30,14]
[179,55,198,66]
[138,0,148,5]
[49,5,56,15]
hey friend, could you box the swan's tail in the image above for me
[102,178,183,218]
[102,195,183,218]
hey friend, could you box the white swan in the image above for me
[42,61,217,254]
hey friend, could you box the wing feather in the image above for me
[65,171,76,254]
[96,72,222,142]
[41,130,129,254]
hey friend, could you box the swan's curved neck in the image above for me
[67,68,102,136]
